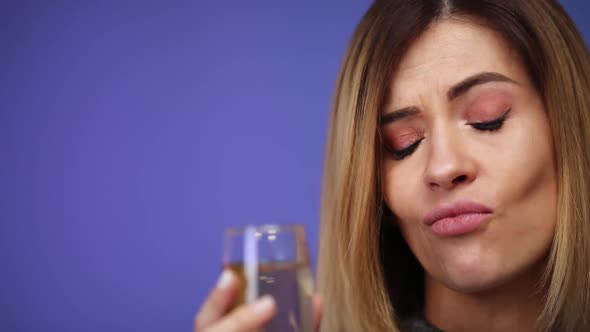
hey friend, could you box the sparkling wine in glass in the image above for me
[223,224,314,332]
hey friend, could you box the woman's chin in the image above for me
[443,272,508,294]
[433,257,513,293]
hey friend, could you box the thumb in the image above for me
[313,294,323,331]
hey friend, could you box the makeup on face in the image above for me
[423,199,494,237]
[380,82,517,161]
[381,19,557,304]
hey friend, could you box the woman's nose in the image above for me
[424,133,477,191]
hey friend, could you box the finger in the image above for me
[208,295,277,332]
[194,270,239,331]
[313,294,323,332]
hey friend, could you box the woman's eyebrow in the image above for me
[381,72,518,126]
[380,107,420,125]
[447,71,518,101]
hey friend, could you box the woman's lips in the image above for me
[424,200,493,237]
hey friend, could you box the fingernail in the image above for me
[216,270,234,290]
[253,295,276,315]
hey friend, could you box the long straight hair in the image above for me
[317,1,590,331]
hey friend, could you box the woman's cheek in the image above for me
[384,167,417,221]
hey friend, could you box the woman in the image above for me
[195,0,590,331]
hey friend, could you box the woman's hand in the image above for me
[194,270,323,332]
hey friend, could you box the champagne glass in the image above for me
[223,224,314,332]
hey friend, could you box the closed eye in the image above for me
[469,108,511,131]
[387,138,424,160]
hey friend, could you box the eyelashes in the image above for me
[386,108,511,160]
[468,108,511,132]
[388,138,424,160]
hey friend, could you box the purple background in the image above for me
[2,1,588,331]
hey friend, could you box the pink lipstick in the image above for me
[424,200,493,237]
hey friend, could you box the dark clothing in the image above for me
[400,315,444,332]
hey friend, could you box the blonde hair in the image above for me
[317,1,590,331]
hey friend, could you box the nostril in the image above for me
[452,174,468,184]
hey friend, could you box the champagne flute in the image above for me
[223,224,314,332]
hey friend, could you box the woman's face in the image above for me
[381,19,557,292]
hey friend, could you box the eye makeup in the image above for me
[463,89,513,122]
[387,128,422,150]
[463,89,513,132]
[381,89,515,160]
[381,127,425,160]
[468,109,511,132]
[387,137,425,160]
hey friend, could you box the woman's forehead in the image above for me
[386,19,527,109]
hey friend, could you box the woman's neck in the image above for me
[423,265,546,332]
